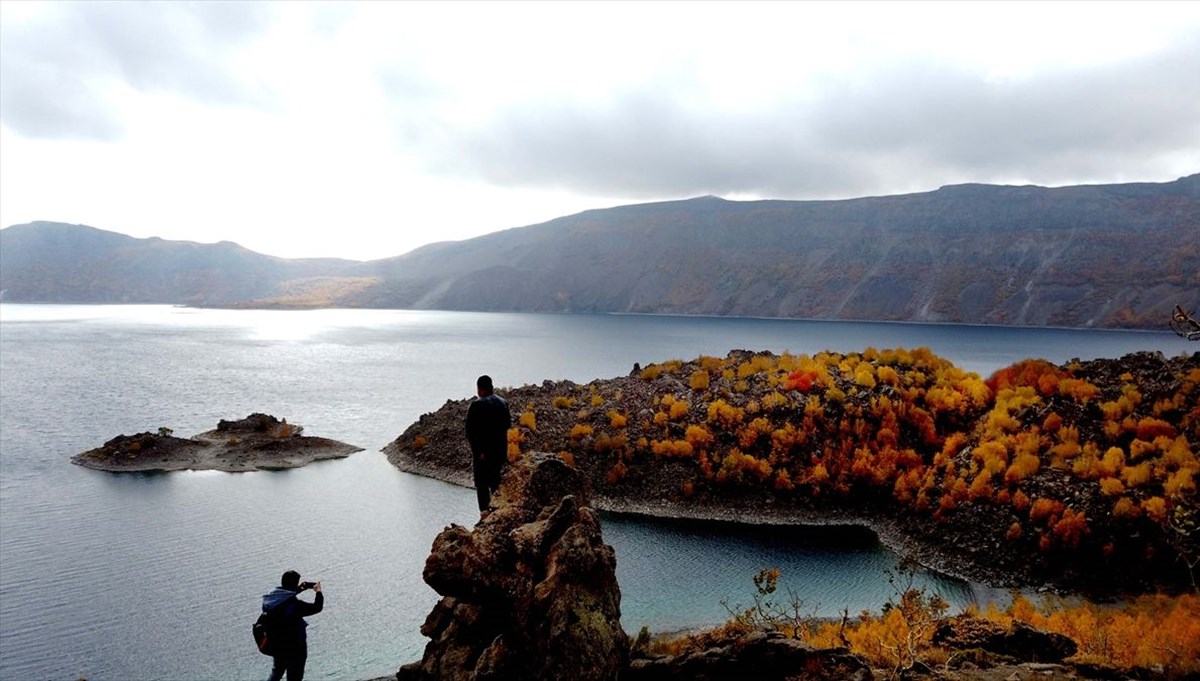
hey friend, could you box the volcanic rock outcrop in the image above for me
[71,413,362,472]
[398,453,629,681]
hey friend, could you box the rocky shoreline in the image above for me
[71,413,363,472]
[389,454,1163,681]
[385,349,1200,598]
[389,454,1032,595]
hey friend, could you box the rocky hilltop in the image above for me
[387,349,1200,596]
[71,413,362,472]
[4,174,1197,329]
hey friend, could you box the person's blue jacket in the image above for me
[262,587,323,646]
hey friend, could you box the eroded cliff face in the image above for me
[398,453,629,681]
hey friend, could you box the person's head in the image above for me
[476,375,494,397]
[281,570,301,590]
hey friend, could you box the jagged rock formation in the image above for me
[70,413,362,472]
[398,453,629,681]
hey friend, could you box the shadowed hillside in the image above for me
[353,175,1200,328]
[0,221,371,305]
[3,174,1197,328]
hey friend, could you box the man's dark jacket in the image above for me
[261,587,323,648]
[465,393,511,469]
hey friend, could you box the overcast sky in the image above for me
[1,1,1197,260]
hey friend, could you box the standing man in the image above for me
[262,570,324,681]
[465,374,512,516]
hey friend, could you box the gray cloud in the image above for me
[429,37,1200,198]
[0,1,272,140]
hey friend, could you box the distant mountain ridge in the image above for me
[0,221,368,306]
[2,175,1198,329]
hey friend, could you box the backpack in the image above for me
[253,597,293,656]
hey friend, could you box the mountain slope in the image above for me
[2,175,1197,328]
[350,175,1199,328]
[0,221,368,305]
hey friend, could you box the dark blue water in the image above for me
[0,305,1187,681]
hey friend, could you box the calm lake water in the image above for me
[0,305,1189,681]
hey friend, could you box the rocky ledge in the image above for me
[390,454,1107,681]
[71,413,362,472]
[396,453,878,681]
[398,452,629,681]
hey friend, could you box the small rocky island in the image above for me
[71,413,362,472]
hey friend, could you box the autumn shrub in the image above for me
[979,593,1200,674]
[519,410,537,431]
[707,399,745,428]
[606,410,627,429]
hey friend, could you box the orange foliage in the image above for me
[1029,498,1063,524]
[1136,417,1176,441]
[979,594,1200,673]
[986,358,1066,395]
[684,424,714,449]
[706,399,745,428]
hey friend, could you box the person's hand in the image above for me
[313,581,322,593]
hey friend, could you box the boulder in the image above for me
[934,616,1078,663]
[399,453,629,681]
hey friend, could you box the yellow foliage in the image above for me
[689,371,710,390]
[1029,498,1062,524]
[985,594,1200,673]
[760,391,789,411]
[669,400,690,421]
[685,424,714,449]
[651,439,694,458]
[1164,468,1196,496]
[706,399,745,428]
[569,424,593,441]
[640,360,682,380]
[1005,453,1041,484]
[1112,496,1138,518]
[1141,496,1168,523]
[519,410,537,431]
[1099,477,1125,496]
[1121,462,1152,488]
[854,364,877,389]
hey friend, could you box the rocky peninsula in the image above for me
[71,413,362,472]
[386,349,1200,597]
